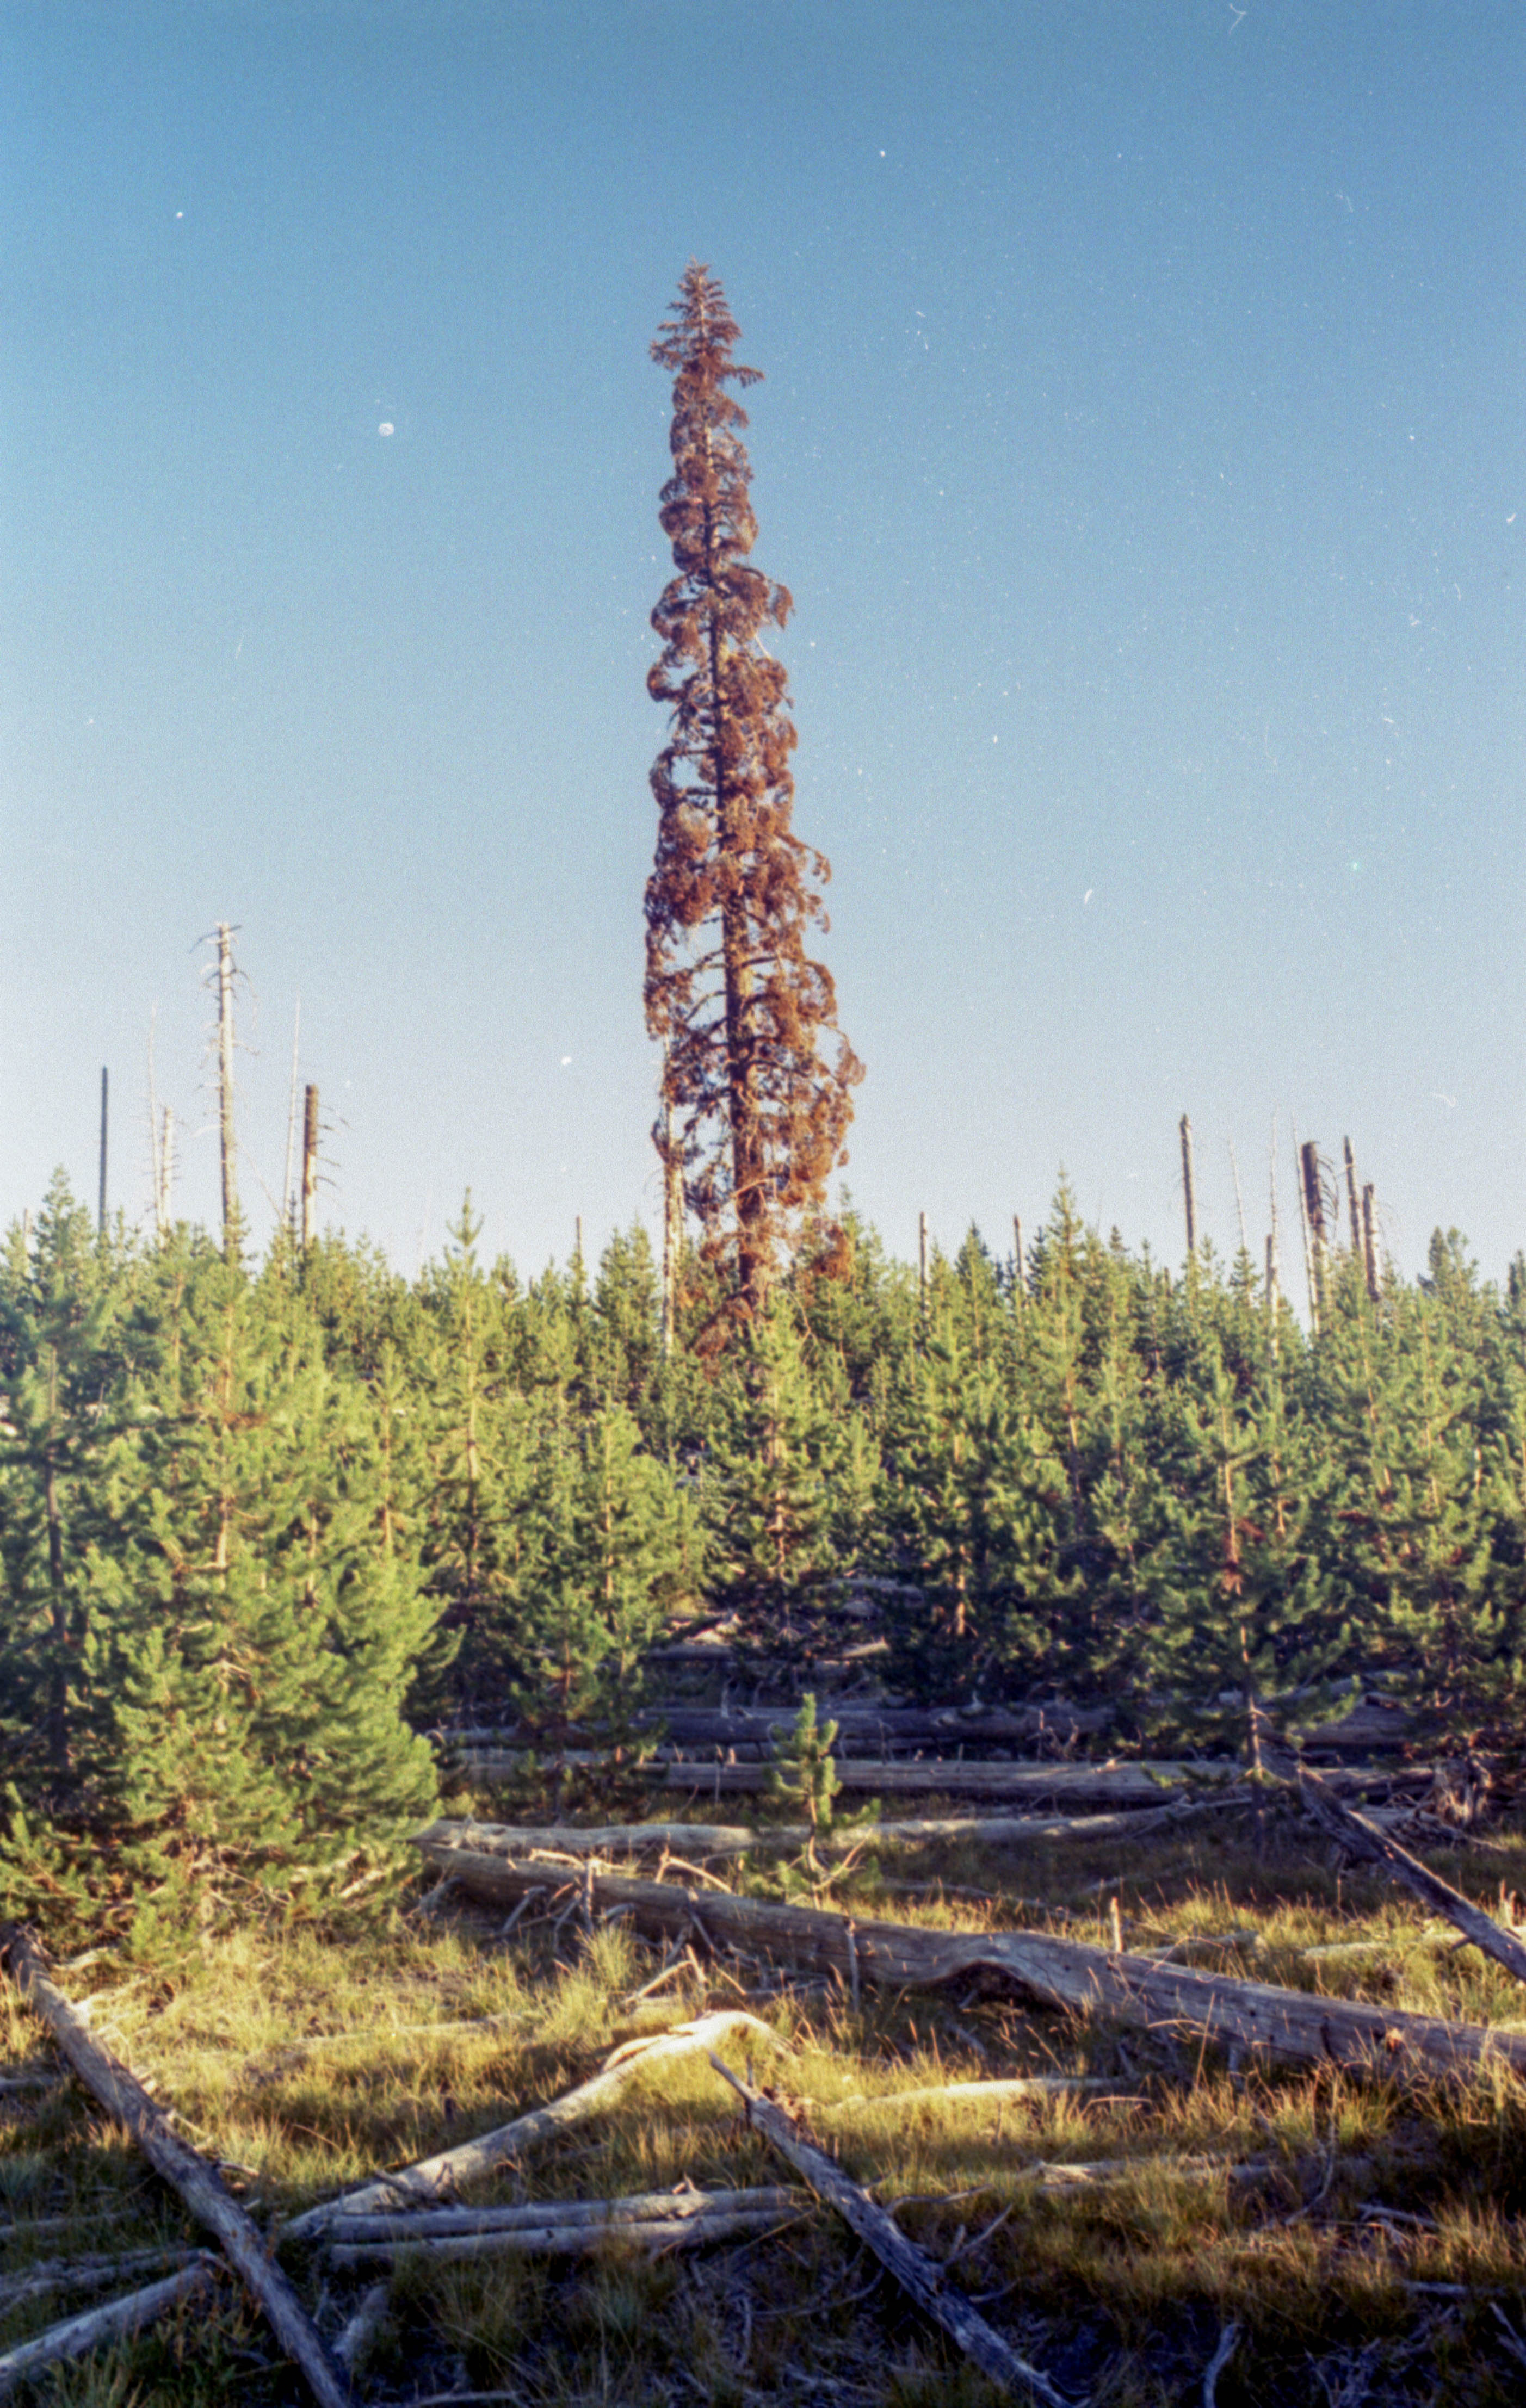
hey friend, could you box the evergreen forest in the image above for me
[6,1170,1526,1936]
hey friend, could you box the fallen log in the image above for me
[320,2186,798,2243]
[325,2187,800,2267]
[823,2078,1125,2119]
[416,1844,1526,2083]
[0,1928,351,2408]
[415,1794,1247,1867]
[1296,1770,1526,1989]
[282,2009,781,2240]
[708,2054,1077,2407]
[456,1752,1204,1805]
[441,1704,1115,1753]
[0,2245,204,2316]
[0,2261,218,2400]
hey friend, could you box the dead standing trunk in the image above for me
[215,924,239,1251]
[301,1083,319,1250]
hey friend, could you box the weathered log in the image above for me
[823,2078,1122,2119]
[416,1844,1526,2083]
[325,2187,800,2267]
[1296,1770,1526,1989]
[322,2187,798,2243]
[282,2010,781,2241]
[0,2262,218,2399]
[708,2055,1077,2407]
[415,1795,1244,1867]
[0,1927,351,2408]
[455,1752,1203,1805]
[440,1704,1115,1753]
[0,2245,204,2315]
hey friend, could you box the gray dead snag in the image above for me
[0,1927,350,2408]
[1296,1769,1526,1987]
[0,2261,218,2399]
[708,2055,1079,2407]
[283,2009,780,2241]
[417,1845,1526,2083]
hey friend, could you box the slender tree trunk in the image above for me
[1362,1181,1380,1302]
[1292,1124,1318,1336]
[97,1068,108,1237]
[1227,1138,1248,1258]
[158,1106,174,1236]
[216,924,239,1249]
[1343,1135,1362,1254]
[1179,1114,1197,1258]
[1012,1214,1027,1302]
[918,1211,928,1312]
[283,995,301,1234]
[662,1078,682,1357]
[301,1085,319,1250]
[44,1352,69,1782]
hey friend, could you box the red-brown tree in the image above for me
[645,263,862,1322]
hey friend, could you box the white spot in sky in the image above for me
[1083,889,1093,906]
[175,211,183,220]
[379,422,394,437]
[560,1056,572,1066]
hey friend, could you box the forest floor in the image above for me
[6,1796,1526,2406]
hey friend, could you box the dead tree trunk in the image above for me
[709,2056,1073,2406]
[1362,1183,1380,1301]
[1179,1115,1197,1258]
[1343,1136,1362,1255]
[0,1929,349,2408]
[1012,1215,1028,1302]
[158,1106,174,1236]
[918,1211,929,1310]
[1299,1135,1326,1332]
[301,1084,319,1251]
[416,1844,1526,2084]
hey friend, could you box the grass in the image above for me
[4,1798,1526,2401]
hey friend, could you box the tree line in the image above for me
[4,1173,1525,1930]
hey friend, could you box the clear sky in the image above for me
[3,1,1522,1293]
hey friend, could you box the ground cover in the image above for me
[4,1798,1526,2404]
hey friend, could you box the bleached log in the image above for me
[322,2187,797,2243]
[455,1752,1204,1806]
[282,2010,780,2241]
[326,2187,799,2267]
[708,2056,1077,2407]
[0,2245,204,2315]
[1297,1769,1526,1989]
[415,1793,1247,1868]
[333,2281,389,2375]
[823,2078,1122,2119]
[416,1845,1526,2084]
[0,1927,351,2408]
[0,2261,218,2399]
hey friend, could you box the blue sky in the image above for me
[2,1,1522,1292]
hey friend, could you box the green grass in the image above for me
[5,1800,1526,2401]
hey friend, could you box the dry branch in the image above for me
[1297,1770,1526,1988]
[283,2010,780,2241]
[823,2078,1124,2119]
[708,2054,1077,2406]
[0,2261,218,2400]
[416,1844,1526,2082]
[0,1927,351,2408]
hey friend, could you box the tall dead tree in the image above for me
[1362,1181,1380,1301]
[97,1068,108,1236]
[158,1106,175,1236]
[1179,1113,1197,1257]
[214,924,239,1250]
[1012,1214,1028,1302]
[1343,1135,1362,1254]
[645,263,862,1322]
[301,1084,319,1250]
